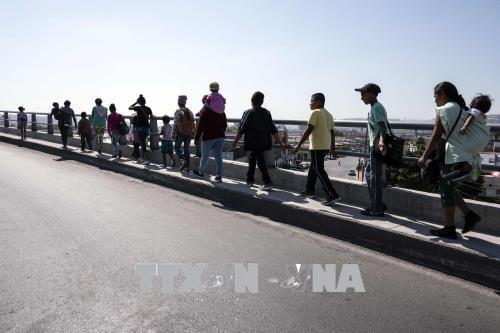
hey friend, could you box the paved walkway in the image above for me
[1,132,499,289]
[1,140,500,332]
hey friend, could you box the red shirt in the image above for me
[107,112,123,132]
[195,109,227,141]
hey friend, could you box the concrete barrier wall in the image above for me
[2,126,499,235]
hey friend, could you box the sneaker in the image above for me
[137,159,143,164]
[360,208,384,217]
[193,170,204,178]
[322,194,341,206]
[118,151,122,159]
[214,176,222,183]
[430,226,458,239]
[462,210,481,234]
[112,155,117,158]
[300,191,315,198]
[143,160,150,165]
[261,183,273,191]
[246,181,254,187]
[171,159,176,168]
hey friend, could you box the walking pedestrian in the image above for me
[418,82,487,238]
[173,95,195,172]
[355,83,388,216]
[160,115,175,168]
[91,98,108,154]
[232,91,284,190]
[107,104,124,159]
[193,96,227,182]
[59,100,77,148]
[78,112,92,151]
[292,93,341,205]
[17,106,28,140]
[128,94,153,164]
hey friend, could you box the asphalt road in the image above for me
[1,142,499,332]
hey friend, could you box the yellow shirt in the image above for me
[308,108,334,150]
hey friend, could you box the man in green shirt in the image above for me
[355,83,388,216]
[293,93,340,205]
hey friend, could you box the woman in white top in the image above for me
[418,82,482,238]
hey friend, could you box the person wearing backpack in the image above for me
[173,95,195,172]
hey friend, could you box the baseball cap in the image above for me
[355,83,381,94]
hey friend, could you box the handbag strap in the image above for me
[444,106,462,143]
[386,118,394,137]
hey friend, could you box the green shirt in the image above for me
[91,106,108,128]
[308,108,334,150]
[368,102,388,148]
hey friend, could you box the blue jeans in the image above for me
[175,134,192,166]
[365,151,383,212]
[110,130,122,156]
[199,138,224,176]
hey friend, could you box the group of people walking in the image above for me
[15,80,492,238]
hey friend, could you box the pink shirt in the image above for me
[206,92,226,114]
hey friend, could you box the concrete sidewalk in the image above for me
[1,132,500,290]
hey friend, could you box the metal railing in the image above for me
[2,110,500,171]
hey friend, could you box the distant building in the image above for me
[483,173,500,198]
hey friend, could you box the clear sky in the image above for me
[1,0,499,120]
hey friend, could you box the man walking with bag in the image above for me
[355,83,388,216]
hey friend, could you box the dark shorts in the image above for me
[439,164,456,208]
[161,140,174,154]
[136,127,150,152]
